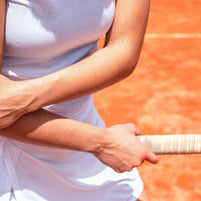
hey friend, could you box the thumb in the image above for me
[145,151,159,164]
[135,127,142,136]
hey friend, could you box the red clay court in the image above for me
[95,0,201,200]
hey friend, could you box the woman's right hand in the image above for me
[95,123,159,173]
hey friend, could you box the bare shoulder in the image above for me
[0,0,6,32]
[106,0,150,45]
[0,0,6,71]
[0,0,6,19]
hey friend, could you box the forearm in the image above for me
[28,43,139,110]
[0,109,105,153]
[0,108,159,173]
[0,0,150,130]
[23,0,150,111]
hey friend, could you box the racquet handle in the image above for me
[137,134,201,154]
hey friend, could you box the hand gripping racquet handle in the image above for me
[137,134,201,154]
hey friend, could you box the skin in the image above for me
[0,0,5,71]
[0,0,158,200]
[0,0,151,128]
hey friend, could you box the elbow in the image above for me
[102,40,142,82]
[115,58,138,82]
[124,41,143,77]
[121,63,137,80]
[121,51,140,79]
[126,59,139,77]
[110,40,142,79]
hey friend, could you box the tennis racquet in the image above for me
[137,134,201,154]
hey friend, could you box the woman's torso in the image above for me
[3,0,115,121]
[0,2,144,201]
[0,1,122,200]
[3,0,115,79]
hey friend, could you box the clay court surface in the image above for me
[95,0,201,200]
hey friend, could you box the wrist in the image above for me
[18,79,43,113]
[54,119,110,155]
[81,126,109,154]
[23,77,53,112]
[88,127,112,155]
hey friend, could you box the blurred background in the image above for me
[95,0,201,200]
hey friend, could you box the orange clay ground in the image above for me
[95,0,201,200]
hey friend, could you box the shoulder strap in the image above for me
[0,0,6,72]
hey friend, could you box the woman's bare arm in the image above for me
[0,0,158,171]
[0,0,150,128]
[0,0,5,71]
[0,108,158,172]
[0,108,104,152]
[29,0,150,108]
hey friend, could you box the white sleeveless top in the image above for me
[0,1,143,200]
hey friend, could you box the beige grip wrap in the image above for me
[137,134,201,154]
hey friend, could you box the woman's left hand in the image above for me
[0,74,33,129]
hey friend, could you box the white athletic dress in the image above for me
[0,0,144,200]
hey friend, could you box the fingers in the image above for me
[135,127,142,136]
[112,153,158,173]
[101,123,159,173]
[126,123,158,164]
[125,123,142,135]
[145,151,159,164]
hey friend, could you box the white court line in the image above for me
[145,33,201,39]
